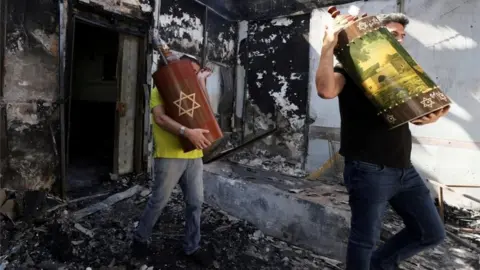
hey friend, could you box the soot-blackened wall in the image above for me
[2,0,60,190]
[247,16,309,125]
[231,15,310,176]
[158,0,237,64]
[206,12,237,65]
[158,0,206,57]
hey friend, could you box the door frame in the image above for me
[61,7,149,193]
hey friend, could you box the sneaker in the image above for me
[186,249,213,267]
[131,239,149,258]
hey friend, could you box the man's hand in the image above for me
[185,128,211,149]
[197,68,212,81]
[322,25,342,51]
[411,106,450,126]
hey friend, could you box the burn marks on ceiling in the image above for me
[246,15,310,129]
[195,0,243,20]
[77,0,153,20]
[242,0,357,20]
[196,0,358,21]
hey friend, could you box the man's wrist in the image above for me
[179,126,186,137]
[321,45,335,55]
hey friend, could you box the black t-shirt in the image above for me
[335,65,412,168]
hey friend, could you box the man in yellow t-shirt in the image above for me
[133,55,213,266]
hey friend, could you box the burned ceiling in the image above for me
[197,0,359,21]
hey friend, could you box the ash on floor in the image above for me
[0,186,342,270]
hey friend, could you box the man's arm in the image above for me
[151,88,211,149]
[315,48,346,99]
[197,67,212,105]
[151,104,184,135]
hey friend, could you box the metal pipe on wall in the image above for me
[397,0,405,13]
[58,0,67,197]
[153,0,162,29]
[201,7,208,67]
[0,0,7,187]
[241,30,249,143]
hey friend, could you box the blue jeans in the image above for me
[343,160,445,270]
[134,158,204,255]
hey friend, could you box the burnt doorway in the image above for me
[63,15,146,194]
[67,21,119,191]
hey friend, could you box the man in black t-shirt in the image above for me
[315,14,450,270]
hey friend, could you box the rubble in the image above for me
[1,176,479,270]
[231,149,307,178]
[0,184,342,270]
[444,204,480,248]
[381,206,480,270]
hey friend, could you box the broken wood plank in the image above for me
[426,179,480,205]
[0,199,17,222]
[74,223,95,238]
[46,192,110,213]
[306,152,341,181]
[71,185,144,221]
[446,230,480,253]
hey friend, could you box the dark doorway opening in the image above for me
[67,21,119,192]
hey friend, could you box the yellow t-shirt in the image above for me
[150,87,203,159]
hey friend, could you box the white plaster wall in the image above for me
[205,63,222,114]
[404,0,480,208]
[307,0,480,208]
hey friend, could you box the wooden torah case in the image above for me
[330,10,451,129]
[152,59,223,152]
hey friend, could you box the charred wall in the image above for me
[247,16,309,124]
[158,0,206,57]
[1,0,60,190]
[158,0,237,64]
[155,0,237,136]
[206,12,237,65]
[231,15,310,176]
[1,0,154,191]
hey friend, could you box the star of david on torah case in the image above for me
[328,6,451,129]
[152,41,223,152]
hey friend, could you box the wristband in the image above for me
[179,126,186,136]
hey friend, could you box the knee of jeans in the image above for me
[424,226,446,246]
[349,229,378,249]
[147,195,165,208]
[187,195,203,208]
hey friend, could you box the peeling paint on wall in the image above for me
[246,15,309,121]
[230,14,310,177]
[158,0,205,57]
[271,17,293,27]
[207,12,237,64]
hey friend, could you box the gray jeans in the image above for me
[134,158,204,255]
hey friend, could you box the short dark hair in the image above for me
[378,13,409,28]
[180,55,201,66]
